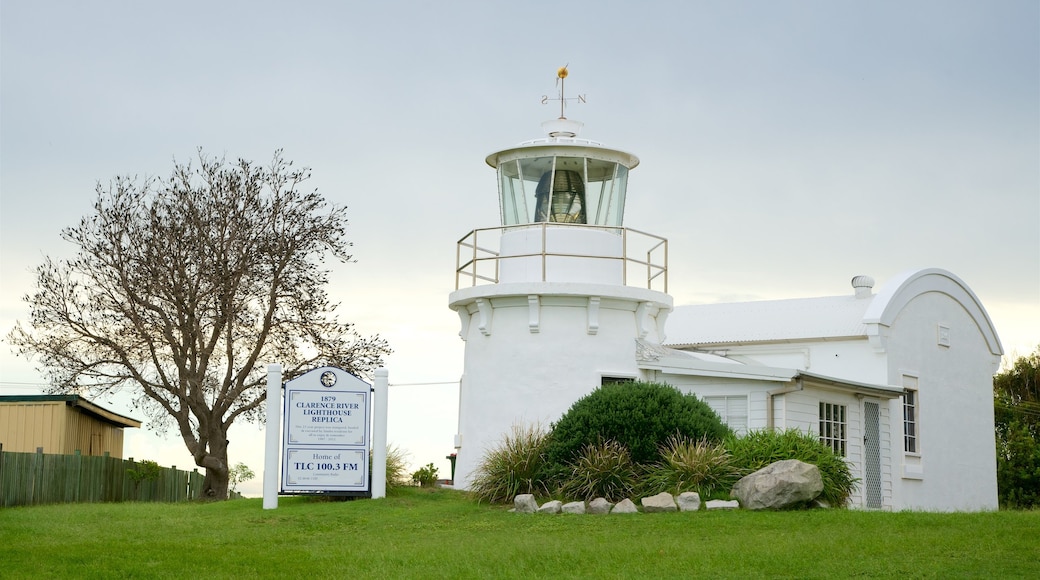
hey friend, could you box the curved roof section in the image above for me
[864,267,1003,356]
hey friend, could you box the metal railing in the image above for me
[455,223,667,292]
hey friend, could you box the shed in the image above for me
[0,395,141,458]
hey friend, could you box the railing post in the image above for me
[622,228,628,286]
[470,230,478,287]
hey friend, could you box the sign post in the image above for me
[263,364,282,509]
[263,365,388,509]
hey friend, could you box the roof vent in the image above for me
[851,275,875,299]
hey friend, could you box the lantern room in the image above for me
[486,117,640,227]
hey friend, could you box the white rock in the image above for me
[537,500,563,514]
[514,494,538,513]
[705,499,740,510]
[611,498,639,514]
[641,492,677,513]
[588,497,613,514]
[562,501,586,514]
[731,459,824,510]
[677,491,701,512]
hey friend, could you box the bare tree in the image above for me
[8,150,391,499]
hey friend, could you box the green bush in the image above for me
[542,381,731,484]
[469,423,550,504]
[127,460,162,486]
[412,463,439,487]
[997,419,1040,508]
[726,429,858,507]
[558,438,640,502]
[642,435,742,499]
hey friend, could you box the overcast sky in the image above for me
[2,1,1037,496]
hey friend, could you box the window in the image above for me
[819,402,847,456]
[903,390,918,453]
[600,376,635,386]
[704,395,748,435]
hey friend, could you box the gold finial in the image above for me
[541,64,585,120]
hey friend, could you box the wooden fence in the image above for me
[0,445,204,507]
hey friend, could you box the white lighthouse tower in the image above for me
[449,68,672,489]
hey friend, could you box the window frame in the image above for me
[818,401,848,457]
[903,388,919,454]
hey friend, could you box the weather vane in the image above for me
[541,64,586,119]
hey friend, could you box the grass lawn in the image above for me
[1,488,1038,579]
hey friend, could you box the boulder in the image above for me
[731,459,824,510]
[611,498,639,514]
[705,499,739,510]
[537,500,563,514]
[677,491,701,512]
[641,492,677,513]
[588,497,613,514]
[562,501,586,514]
[514,494,538,513]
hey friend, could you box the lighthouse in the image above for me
[448,68,672,489]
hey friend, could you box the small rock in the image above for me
[514,494,538,513]
[562,501,586,514]
[641,492,677,513]
[588,497,613,514]
[537,500,563,514]
[677,491,701,512]
[705,499,739,510]
[611,498,639,514]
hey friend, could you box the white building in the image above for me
[448,80,1002,510]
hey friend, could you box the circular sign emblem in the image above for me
[320,371,337,388]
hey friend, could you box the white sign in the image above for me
[281,367,371,493]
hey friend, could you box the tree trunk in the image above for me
[201,466,230,500]
[197,433,231,500]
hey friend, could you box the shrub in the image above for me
[997,419,1040,508]
[726,429,859,507]
[228,462,255,495]
[412,463,439,487]
[469,423,550,504]
[127,460,162,488]
[642,435,742,499]
[558,438,640,502]
[542,381,731,484]
[368,445,412,494]
[385,445,411,493]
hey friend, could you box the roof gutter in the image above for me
[767,379,803,430]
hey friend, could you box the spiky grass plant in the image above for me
[469,423,550,504]
[642,434,742,499]
[558,438,640,502]
[379,444,411,495]
[726,428,859,507]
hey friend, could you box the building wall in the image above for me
[0,401,127,458]
[883,291,999,511]
[660,375,894,509]
[451,286,669,489]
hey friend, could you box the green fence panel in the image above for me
[0,450,203,507]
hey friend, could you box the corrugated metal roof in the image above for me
[664,294,874,347]
[0,395,141,428]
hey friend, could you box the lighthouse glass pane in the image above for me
[517,156,555,223]
[499,160,526,226]
[587,161,628,227]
